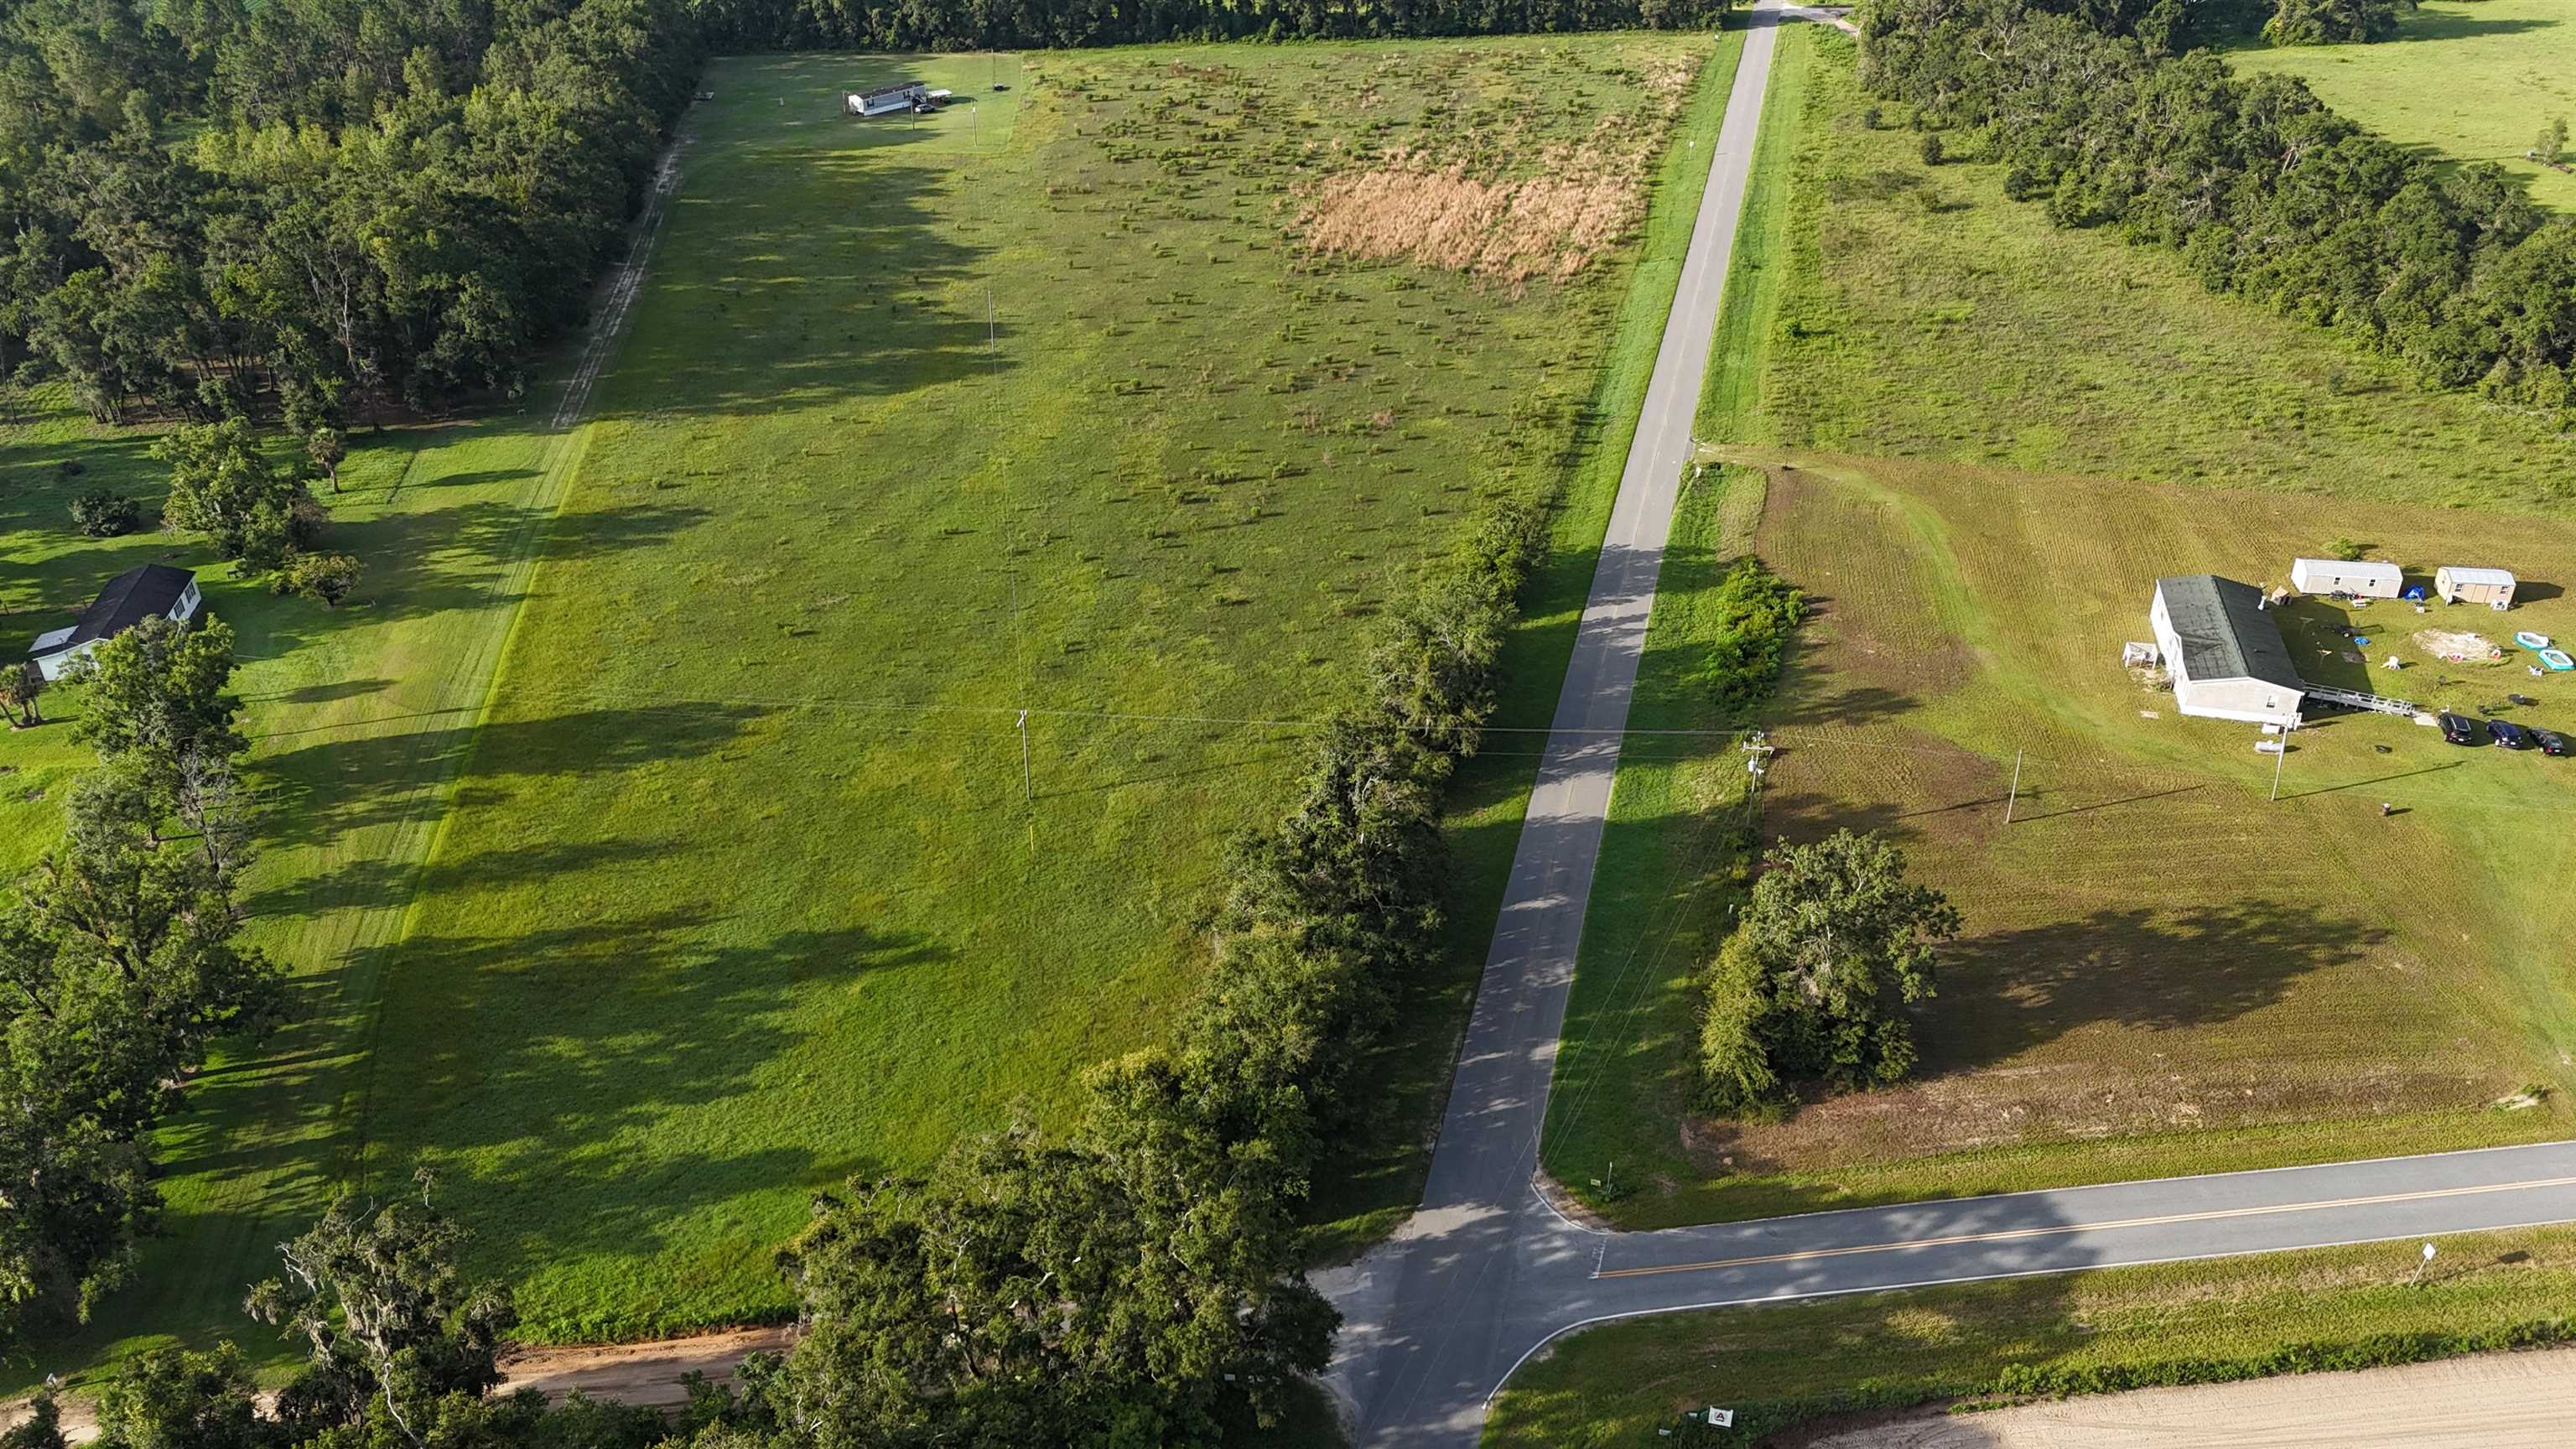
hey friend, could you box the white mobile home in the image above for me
[27,564,201,682]
[847,82,927,117]
[2148,574,2307,728]
[2288,558,2402,599]
[2435,566,2516,609]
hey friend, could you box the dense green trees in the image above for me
[0,0,704,423]
[1864,0,2576,416]
[694,0,1725,52]
[1699,830,1960,1111]
[0,617,278,1348]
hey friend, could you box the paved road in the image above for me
[1312,4,2576,1442]
[1315,6,1793,1443]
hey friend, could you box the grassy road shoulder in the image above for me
[1487,1222,2576,1446]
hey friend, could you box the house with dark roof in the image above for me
[27,564,202,681]
[2148,574,2305,727]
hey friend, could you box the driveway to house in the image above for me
[1308,1,2576,1441]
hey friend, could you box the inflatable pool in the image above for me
[2542,649,2574,672]
[2515,630,2553,651]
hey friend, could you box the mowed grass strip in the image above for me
[1545,29,2576,1230]
[2228,0,2576,213]
[356,39,1737,1339]
[1485,1222,2576,1446]
[0,377,619,1381]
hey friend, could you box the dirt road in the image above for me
[494,1325,794,1411]
[0,1326,792,1442]
[1804,1348,2576,1448]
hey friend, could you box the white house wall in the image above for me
[2174,676,2302,727]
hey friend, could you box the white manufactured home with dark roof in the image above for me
[2148,574,2305,728]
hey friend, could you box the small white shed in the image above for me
[2434,566,2516,609]
[2289,558,2402,599]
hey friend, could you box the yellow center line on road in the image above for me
[1593,1174,2576,1280]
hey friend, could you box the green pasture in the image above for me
[2229,0,2576,212]
[0,380,599,1376]
[1543,27,2576,1230]
[1488,1219,2576,1446]
[347,39,1734,1340]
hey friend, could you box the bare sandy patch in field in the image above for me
[1798,1346,2576,1448]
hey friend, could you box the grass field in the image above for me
[334,39,1741,1341]
[0,378,602,1376]
[2228,0,2576,212]
[1539,25,2576,1232]
[1486,1220,2576,1446]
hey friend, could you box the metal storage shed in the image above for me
[2434,566,2516,609]
[2288,558,2402,599]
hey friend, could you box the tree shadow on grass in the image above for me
[323,496,714,627]
[247,704,765,859]
[353,918,943,1272]
[596,147,1008,423]
[1923,900,2391,1074]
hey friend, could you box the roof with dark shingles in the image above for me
[34,563,195,657]
[2158,574,2303,692]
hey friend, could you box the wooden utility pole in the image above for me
[2003,748,2023,824]
[1017,709,1031,800]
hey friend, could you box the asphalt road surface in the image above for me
[1325,1143,2576,1446]
[1315,6,1792,1442]
[1311,3,2576,1441]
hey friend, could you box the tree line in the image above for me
[688,0,1727,53]
[0,0,703,427]
[1862,0,2576,418]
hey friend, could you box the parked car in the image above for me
[2438,712,2483,745]
[2531,725,2569,756]
[2489,719,2531,749]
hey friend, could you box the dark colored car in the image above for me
[2489,719,2530,750]
[2532,725,2569,756]
[2438,712,2483,745]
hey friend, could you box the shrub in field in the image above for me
[1694,558,1805,718]
[1698,830,1961,1111]
[271,551,362,608]
[68,489,140,538]
[2327,536,2367,562]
